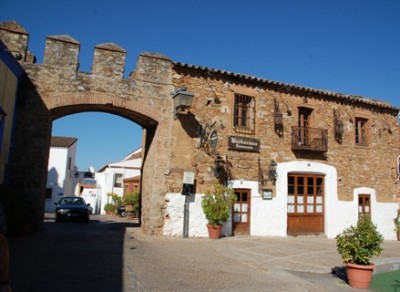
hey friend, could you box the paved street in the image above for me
[7,214,400,291]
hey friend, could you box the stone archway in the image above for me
[3,25,179,234]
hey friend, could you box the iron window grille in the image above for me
[233,93,255,134]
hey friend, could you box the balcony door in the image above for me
[298,107,313,146]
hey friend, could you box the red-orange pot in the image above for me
[346,262,375,289]
[207,224,222,239]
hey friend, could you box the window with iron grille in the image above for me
[233,94,255,134]
[355,117,368,145]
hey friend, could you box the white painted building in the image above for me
[95,148,142,214]
[163,160,399,240]
[45,136,79,212]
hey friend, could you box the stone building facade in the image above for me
[165,62,400,239]
[0,21,399,239]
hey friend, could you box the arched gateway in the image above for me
[2,21,399,240]
[1,22,197,235]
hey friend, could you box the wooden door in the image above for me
[287,174,324,235]
[232,189,250,235]
[298,107,312,145]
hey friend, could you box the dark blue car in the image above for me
[55,196,90,223]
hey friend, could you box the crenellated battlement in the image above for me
[0,20,129,79]
[0,20,36,63]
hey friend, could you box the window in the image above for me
[355,118,368,145]
[358,194,371,217]
[298,107,313,145]
[114,174,123,188]
[233,94,255,134]
[45,188,52,199]
[287,174,324,214]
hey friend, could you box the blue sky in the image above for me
[2,0,399,171]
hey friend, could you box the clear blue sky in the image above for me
[2,0,399,171]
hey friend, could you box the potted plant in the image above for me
[201,183,237,239]
[123,191,140,217]
[104,203,116,215]
[107,192,123,206]
[335,215,384,289]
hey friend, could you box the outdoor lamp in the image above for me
[214,155,225,178]
[172,88,195,119]
[268,160,278,184]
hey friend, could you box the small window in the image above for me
[358,194,371,217]
[114,174,123,188]
[355,118,368,145]
[233,94,255,134]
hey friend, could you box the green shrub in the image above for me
[104,203,116,212]
[201,184,236,227]
[336,215,384,265]
[107,192,122,206]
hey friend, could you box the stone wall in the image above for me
[0,20,399,236]
[0,21,180,234]
[169,64,399,202]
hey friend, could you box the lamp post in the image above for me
[172,88,195,119]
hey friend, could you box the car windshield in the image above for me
[59,197,85,205]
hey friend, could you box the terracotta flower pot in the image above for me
[207,224,222,239]
[346,262,375,289]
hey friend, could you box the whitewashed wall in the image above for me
[163,191,234,238]
[45,143,77,212]
[95,167,140,214]
[163,160,399,239]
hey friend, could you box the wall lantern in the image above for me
[214,155,224,170]
[172,88,195,119]
[213,154,227,181]
[268,160,278,184]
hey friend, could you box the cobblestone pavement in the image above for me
[7,214,400,291]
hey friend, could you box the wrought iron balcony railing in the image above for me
[291,126,328,152]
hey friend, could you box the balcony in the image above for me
[291,126,328,152]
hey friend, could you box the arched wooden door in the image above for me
[287,174,325,235]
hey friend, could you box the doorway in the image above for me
[287,174,325,235]
[233,189,250,235]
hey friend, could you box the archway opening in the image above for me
[47,111,145,219]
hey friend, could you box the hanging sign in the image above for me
[182,171,195,196]
[209,131,218,151]
[228,135,260,152]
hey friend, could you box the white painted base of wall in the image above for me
[163,160,399,240]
